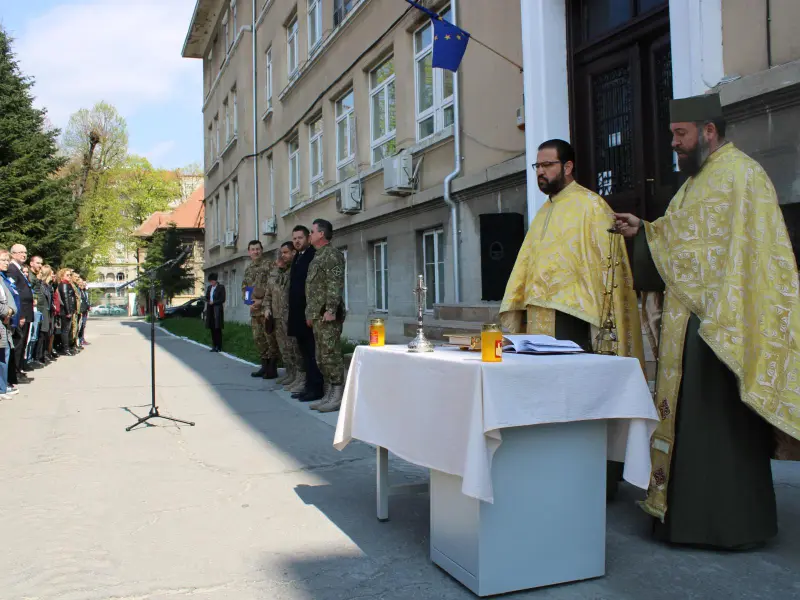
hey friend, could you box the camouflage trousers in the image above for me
[312,319,344,386]
[275,316,301,373]
[251,316,278,360]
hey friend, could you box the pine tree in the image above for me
[0,27,81,267]
[138,225,194,303]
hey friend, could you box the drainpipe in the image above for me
[443,0,462,303]
[252,0,260,240]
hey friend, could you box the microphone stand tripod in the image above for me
[119,252,196,431]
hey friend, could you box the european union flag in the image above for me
[406,0,470,72]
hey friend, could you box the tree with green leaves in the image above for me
[138,224,194,303]
[0,27,82,267]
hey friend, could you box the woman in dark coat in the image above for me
[204,273,225,352]
[35,265,54,363]
[56,268,76,356]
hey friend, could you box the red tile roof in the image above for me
[134,185,205,237]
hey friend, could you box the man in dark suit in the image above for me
[205,272,226,352]
[287,225,324,401]
[8,244,34,380]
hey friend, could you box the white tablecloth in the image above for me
[333,345,659,503]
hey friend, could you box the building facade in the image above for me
[518,0,800,255]
[183,0,527,341]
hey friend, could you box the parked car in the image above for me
[90,304,127,316]
[163,297,205,319]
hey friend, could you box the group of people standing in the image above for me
[0,243,90,400]
[204,218,346,413]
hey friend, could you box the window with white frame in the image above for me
[422,228,444,311]
[373,240,388,311]
[268,155,275,209]
[233,178,239,233]
[223,10,230,52]
[231,86,238,136]
[414,7,454,141]
[215,194,221,242]
[308,0,322,51]
[224,185,231,233]
[207,197,213,240]
[309,117,324,195]
[229,268,238,307]
[214,114,220,157]
[207,122,213,163]
[265,47,273,109]
[288,136,300,206]
[335,89,356,180]
[369,57,396,164]
[287,17,299,77]
[223,97,230,143]
[340,247,349,310]
[333,0,355,27]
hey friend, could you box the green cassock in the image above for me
[633,229,777,548]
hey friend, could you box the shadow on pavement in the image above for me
[121,320,800,600]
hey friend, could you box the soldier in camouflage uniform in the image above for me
[242,240,278,379]
[264,241,301,387]
[304,219,346,412]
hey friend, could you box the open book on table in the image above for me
[502,334,584,354]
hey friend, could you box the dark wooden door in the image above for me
[574,46,644,217]
[570,3,676,221]
[641,33,678,221]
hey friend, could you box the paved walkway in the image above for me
[0,319,797,600]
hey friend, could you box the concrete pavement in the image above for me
[0,318,797,600]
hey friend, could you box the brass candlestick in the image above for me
[594,223,622,356]
[408,274,434,353]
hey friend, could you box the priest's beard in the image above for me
[677,134,712,176]
[538,168,567,196]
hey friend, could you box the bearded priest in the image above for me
[615,93,800,550]
[499,138,645,500]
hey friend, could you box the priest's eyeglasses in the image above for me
[532,160,563,170]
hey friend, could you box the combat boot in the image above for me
[288,374,306,394]
[318,384,344,413]
[282,368,297,389]
[275,366,292,385]
[262,358,278,379]
[251,359,267,378]
[309,382,333,410]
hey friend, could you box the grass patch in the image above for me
[159,317,262,364]
[158,317,367,364]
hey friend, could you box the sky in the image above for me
[0,0,203,170]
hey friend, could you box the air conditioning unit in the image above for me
[516,105,525,130]
[261,217,277,235]
[336,180,363,215]
[224,230,236,247]
[383,151,414,196]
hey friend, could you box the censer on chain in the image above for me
[594,223,622,356]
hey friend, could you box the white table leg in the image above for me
[377,445,389,521]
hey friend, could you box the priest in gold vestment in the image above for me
[615,93,800,550]
[500,139,645,500]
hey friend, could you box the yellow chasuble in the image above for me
[641,143,800,521]
[499,181,644,369]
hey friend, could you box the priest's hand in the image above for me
[613,213,642,238]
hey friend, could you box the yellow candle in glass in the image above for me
[369,319,386,347]
[481,323,503,362]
